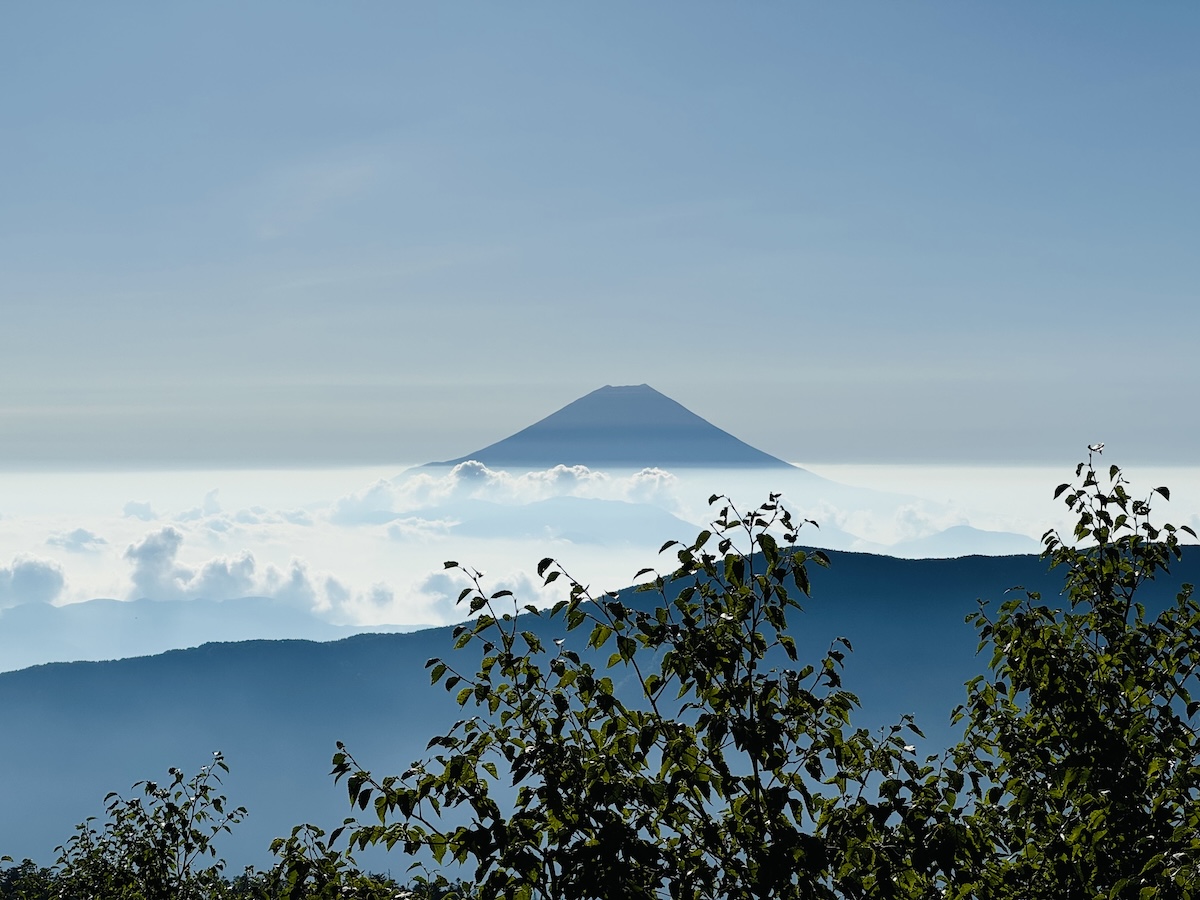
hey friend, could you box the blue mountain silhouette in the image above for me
[429,384,793,469]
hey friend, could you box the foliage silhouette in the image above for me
[327,494,977,899]
[54,753,245,900]
[955,451,1200,897]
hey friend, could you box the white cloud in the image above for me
[328,479,399,525]
[320,580,402,626]
[123,526,323,606]
[176,489,223,523]
[385,516,457,541]
[234,507,270,525]
[0,555,66,607]
[188,552,258,601]
[125,527,189,600]
[625,467,680,505]
[361,583,395,610]
[174,502,315,534]
[293,562,557,629]
[413,569,474,620]
[892,503,970,542]
[46,527,108,553]
[800,499,968,547]
[280,509,314,526]
[122,500,157,521]
[330,462,684,526]
[322,575,351,611]
[262,560,319,607]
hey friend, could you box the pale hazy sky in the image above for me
[3,3,1198,467]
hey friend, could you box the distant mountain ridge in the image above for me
[428,384,794,470]
[0,596,410,674]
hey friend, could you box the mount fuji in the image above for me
[428,384,795,470]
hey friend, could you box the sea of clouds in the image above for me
[0,459,1195,671]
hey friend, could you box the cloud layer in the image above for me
[124,526,317,606]
[3,459,1164,675]
[0,556,66,608]
[330,461,682,526]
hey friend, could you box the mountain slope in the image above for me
[428,384,794,469]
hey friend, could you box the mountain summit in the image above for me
[428,384,794,470]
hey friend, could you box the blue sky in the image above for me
[3,2,1198,466]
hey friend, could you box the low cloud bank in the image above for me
[125,526,318,606]
[118,526,432,627]
[330,462,681,526]
[122,500,157,521]
[0,555,66,607]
